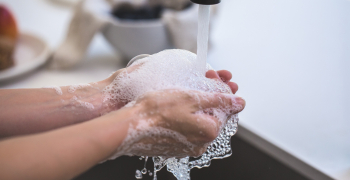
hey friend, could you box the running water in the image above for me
[103,4,240,180]
[196,5,211,74]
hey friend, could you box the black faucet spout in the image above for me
[190,0,220,5]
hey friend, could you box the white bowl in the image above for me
[102,16,172,60]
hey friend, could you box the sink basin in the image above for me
[74,136,309,180]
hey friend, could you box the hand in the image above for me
[99,67,241,114]
[206,69,239,94]
[112,89,245,158]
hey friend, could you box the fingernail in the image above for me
[235,97,246,107]
[223,93,238,99]
[223,94,245,106]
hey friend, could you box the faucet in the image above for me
[190,0,220,5]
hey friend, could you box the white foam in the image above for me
[43,86,63,95]
[70,96,95,110]
[68,84,92,93]
[102,49,240,180]
[103,49,232,107]
[109,118,198,159]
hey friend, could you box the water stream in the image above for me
[196,5,211,74]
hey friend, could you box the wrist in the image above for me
[64,68,126,121]
[89,105,142,160]
[93,69,127,115]
[57,82,107,121]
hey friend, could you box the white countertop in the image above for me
[0,0,349,179]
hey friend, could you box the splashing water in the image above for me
[135,156,152,179]
[135,170,142,179]
[150,115,238,180]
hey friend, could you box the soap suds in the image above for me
[103,49,232,107]
[68,84,92,93]
[102,49,240,180]
[43,86,63,95]
[70,96,95,110]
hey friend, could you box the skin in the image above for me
[121,88,244,158]
[0,65,245,180]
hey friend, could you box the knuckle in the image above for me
[183,92,194,101]
[192,147,207,157]
[199,126,219,143]
[207,129,219,142]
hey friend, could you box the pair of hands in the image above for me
[101,67,245,158]
[0,59,245,180]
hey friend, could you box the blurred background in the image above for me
[0,0,349,179]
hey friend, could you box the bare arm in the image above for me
[0,71,124,138]
[0,89,245,180]
[0,106,133,180]
[0,65,238,139]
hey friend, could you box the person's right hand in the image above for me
[113,88,245,158]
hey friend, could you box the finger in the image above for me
[206,70,238,93]
[217,70,232,83]
[227,82,238,94]
[106,68,125,81]
[205,70,220,80]
[126,62,145,73]
[192,113,221,142]
[196,92,245,114]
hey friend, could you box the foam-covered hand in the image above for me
[112,89,245,158]
[101,67,240,113]
[99,50,246,158]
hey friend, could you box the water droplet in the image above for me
[135,170,142,179]
[141,168,147,174]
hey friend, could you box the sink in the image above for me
[74,136,309,180]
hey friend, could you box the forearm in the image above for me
[0,80,112,137]
[0,107,135,180]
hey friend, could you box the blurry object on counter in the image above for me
[50,0,217,69]
[0,33,51,82]
[111,2,164,20]
[48,0,81,7]
[103,0,201,61]
[107,0,190,11]
[0,5,18,71]
[49,0,108,69]
[0,5,51,82]
[150,0,191,10]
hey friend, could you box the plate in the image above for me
[0,32,51,81]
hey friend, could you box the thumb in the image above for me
[198,92,245,115]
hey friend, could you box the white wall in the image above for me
[209,0,350,178]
